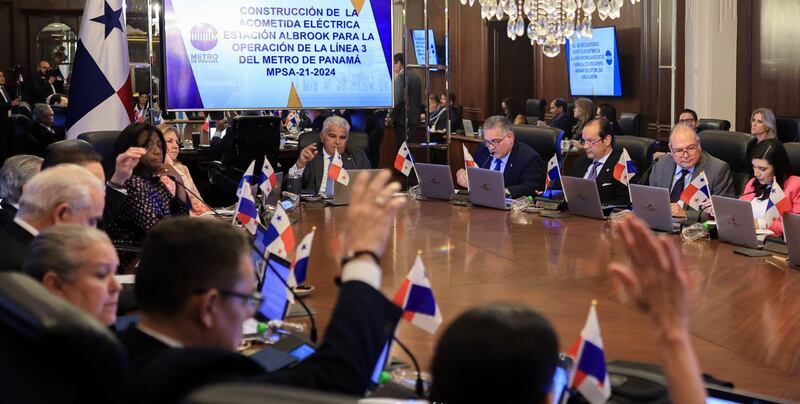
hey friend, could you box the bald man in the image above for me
[648,124,734,217]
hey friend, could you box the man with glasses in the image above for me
[118,171,404,399]
[456,115,545,198]
[677,108,699,131]
[568,119,635,205]
[648,124,734,218]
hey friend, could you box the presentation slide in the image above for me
[411,29,438,65]
[565,26,622,97]
[162,0,393,110]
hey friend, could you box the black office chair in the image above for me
[698,130,756,195]
[525,98,547,124]
[0,272,128,402]
[298,131,369,155]
[619,112,642,136]
[776,116,800,143]
[614,136,656,175]
[78,130,119,179]
[784,142,800,176]
[696,119,731,133]
[9,114,32,156]
[187,383,358,404]
[512,124,564,164]
[51,105,67,140]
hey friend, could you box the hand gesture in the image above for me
[109,147,146,186]
[296,144,318,169]
[343,170,406,259]
[456,168,469,188]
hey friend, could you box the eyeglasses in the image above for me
[670,143,700,156]
[579,137,603,146]
[194,288,264,312]
[483,134,509,147]
[678,118,696,124]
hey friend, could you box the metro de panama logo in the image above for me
[190,23,218,51]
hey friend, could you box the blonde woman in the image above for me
[569,97,595,149]
[750,107,778,142]
[158,124,212,216]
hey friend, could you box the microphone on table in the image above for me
[637,153,668,185]
[392,335,425,398]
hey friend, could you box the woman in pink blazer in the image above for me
[739,138,800,236]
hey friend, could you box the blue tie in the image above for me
[325,155,335,197]
[493,158,502,172]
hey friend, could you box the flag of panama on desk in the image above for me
[392,253,443,334]
[566,301,611,404]
[679,171,710,210]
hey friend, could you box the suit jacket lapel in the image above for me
[691,153,708,180]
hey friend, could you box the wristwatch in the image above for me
[340,250,380,266]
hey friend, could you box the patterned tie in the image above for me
[325,155,335,197]
[587,161,602,181]
[493,158,502,172]
[670,169,689,203]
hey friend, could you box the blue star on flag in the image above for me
[91,1,123,38]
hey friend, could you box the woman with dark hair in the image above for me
[501,97,526,125]
[106,123,189,271]
[739,138,800,236]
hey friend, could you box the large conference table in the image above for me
[284,199,800,401]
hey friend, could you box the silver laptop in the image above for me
[415,163,455,201]
[711,195,760,249]
[630,184,678,233]
[330,169,383,206]
[782,213,800,266]
[466,167,511,210]
[561,176,605,219]
[462,119,475,136]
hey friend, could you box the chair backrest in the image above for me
[696,119,731,133]
[776,116,800,143]
[618,112,642,136]
[187,383,358,404]
[525,98,547,123]
[614,136,655,174]
[698,130,756,194]
[78,130,120,179]
[224,115,282,173]
[512,124,564,163]
[298,131,369,154]
[9,114,33,156]
[784,142,800,176]
[0,272,127,402]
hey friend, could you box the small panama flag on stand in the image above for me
[328,150,350,186]
[395,141,415,177]
[288,227,316,288]
[545,154,561,192]
[463,144,477,168]
[233,180,260,235]
[679,171,711,210]
[764,178,791,226]
[258,157,278,196]
[392,251,443,334]
[566,300,611,404]
[236,161,255,198]
[264,204,296,260]
[612,148,637,186]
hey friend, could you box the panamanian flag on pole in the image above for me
[679,171,710,210]
[258,158,278,196]
[233,181,260,235]
[394,142,415,176]
[66,0,134,139]
[612,148,637,186]
[236,161,255,198]
[764,178,792,225]
[289,228,315,287]
[545,154,561,190]
[566,301,611,404]
[327,150,350,186]
[463,144,476,168]
[392,255,443,334]
[264,204,296,259]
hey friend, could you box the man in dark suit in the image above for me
[390,53,423,147]
[27,103,59,156]
[0,164,105,271]
[118,171,404,401]
[29,61,60,104]
[455,116,545,198]
[648,124,735,218]
[288,115,371,195]
[545,98,574,134]
[0,70,20,162]
[0,154,43,226]
[568,119,635,205]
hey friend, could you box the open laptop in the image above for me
[415,163,455,201]
[711,195,763,249]
[466,167,512,210]
[561,176,606,219]
[629,184,679,233]
[462,119,475,136]
[329,169,383,206]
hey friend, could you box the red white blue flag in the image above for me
[392,255,443,334]
[612,148,637,186]
[264,204,296,259]
[765,178,792,225]
[394,142,415,176]
[566,301,611,404]
[679,171,710,210]
[233,181,260,235]
[327,150,350,186]
[545,154,561,190]
[236,161,255,198]
[258,158,278,196]
[66,0,134,138]
[463,144,476,168]
[289,228,315,287]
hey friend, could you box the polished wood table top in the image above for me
[288,200,800,400]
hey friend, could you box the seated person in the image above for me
[648,124,734,218]
[0,164,105,272]
[288,115,371,195]
[426,95,448,133]
[570,97,594,141]
[596,103,623,136]
[46,93,68,107]
[540,97,573,134]
[750,107,778,143]
[159,125,212,216]
[502,97,526,125]
[677,108,698,131]
[26,103,60,156]
[105,123,189,272]
[738,139,800,236]
[456,115,545,198]
[118,171,404,401]
[0,154,43,226]
[568,119,636,205]
[23,224,121,326]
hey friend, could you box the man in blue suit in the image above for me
[456,115,545,198]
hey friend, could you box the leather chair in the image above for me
[696,119,731,133]
[776,116,800,143]
[525,98,547,124]
[187,383,358,404]
[614,136,656,175]
[0,272,127,402]
[698,130,756,195]
[9,114,32,156]
[619,112,642,136]
[784,142,800,176]
[299,131,369,154]
[78,130,119,179]
[512,124,564,163]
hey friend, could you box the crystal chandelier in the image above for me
[459,0,641,57]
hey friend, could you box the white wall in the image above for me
[684,0,738,130]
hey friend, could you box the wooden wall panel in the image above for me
[486,20,534,117]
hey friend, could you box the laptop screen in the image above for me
[258,254,292,321]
